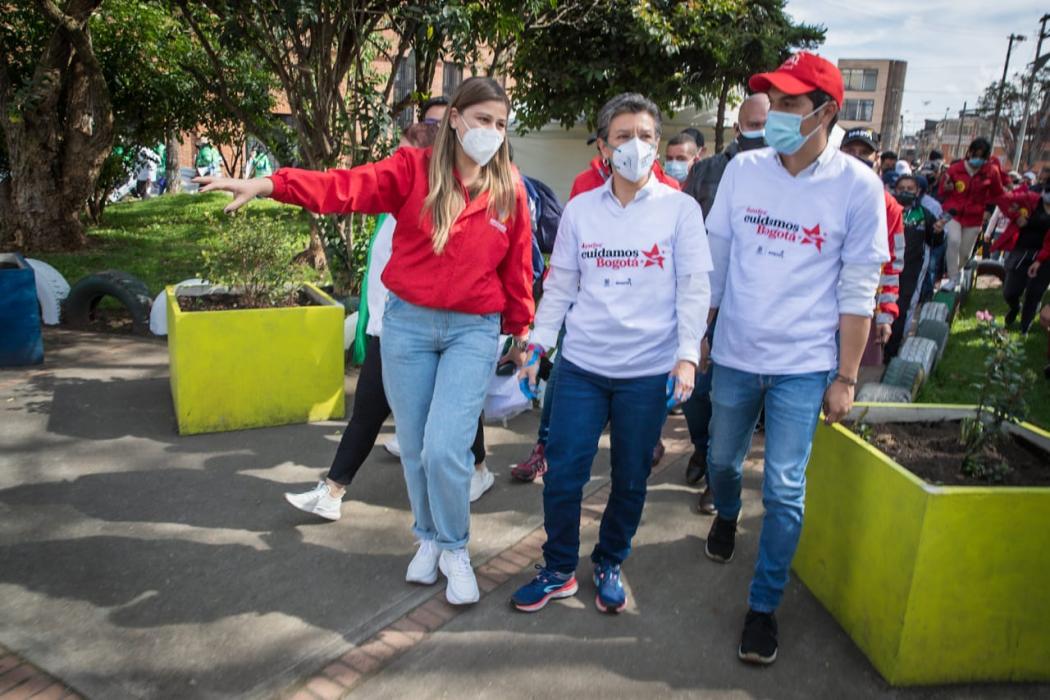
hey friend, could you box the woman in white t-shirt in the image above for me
[510,93,712,615]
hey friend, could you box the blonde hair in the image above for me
[423,77,516,254]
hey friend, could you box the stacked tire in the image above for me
[63,270,153,335]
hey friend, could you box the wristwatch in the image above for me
[833,373,857,387]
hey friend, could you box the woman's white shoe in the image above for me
[284,481,342,521]
[439,548,480,604]
[469,465,495,503]
[405,539,440,585]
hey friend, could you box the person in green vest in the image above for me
[195,138,221,178]
[247,147,273,178]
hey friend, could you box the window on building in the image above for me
[842,98,875,122]
[442,62,463,98]
[842,68,878,91]
[393,53,416,130]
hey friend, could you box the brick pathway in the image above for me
[0,647,81,700]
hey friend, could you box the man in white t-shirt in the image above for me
[510,93,712,615]
[700,52,889,665]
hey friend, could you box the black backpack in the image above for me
[522,175,563,254]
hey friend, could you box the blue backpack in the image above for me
[522,175,563,255]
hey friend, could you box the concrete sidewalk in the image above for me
[0,330,1044,699]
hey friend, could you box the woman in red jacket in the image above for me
[938,137,1005,291]
[992,188,1050,332]
[195,77,535,605]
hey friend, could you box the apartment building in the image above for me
[836,59,907,153]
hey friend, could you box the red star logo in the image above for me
[642,244,665,269]
[800,224,825,253]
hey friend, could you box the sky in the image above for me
[784,0,1047,134]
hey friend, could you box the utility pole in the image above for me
[1014,13,1050,168]
[955,102,967,159]
[991,33,1026,151]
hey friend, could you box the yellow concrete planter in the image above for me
[794,404,1050,686]
[167,284,345,435]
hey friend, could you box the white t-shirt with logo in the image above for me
[532,176,713,378]
[705,144,889,375]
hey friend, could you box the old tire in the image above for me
[918,301,949,324]
[856,382,913,404]
[976,259,1005,281]
[63,270,152,335]
[25,259,70,326]
[917,319,951,359]
[881,357,926,398]
[898,336,938,377]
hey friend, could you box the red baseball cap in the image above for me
[748,52,844,107]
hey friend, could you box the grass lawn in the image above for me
[917,285,1050,430]
[34,193,314,296]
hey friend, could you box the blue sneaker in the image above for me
[511,566,578,612]
[593,560,626,613]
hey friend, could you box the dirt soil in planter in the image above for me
[176,290,318,312]
[858,420,1050,487]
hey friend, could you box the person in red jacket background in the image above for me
[839,128,904,349]
[939,137,1005,291]
[569,137,681,199]
[195,77,535,606]
[993,187,1050,333]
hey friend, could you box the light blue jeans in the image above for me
[706,363,832,613]
[381,294,499,550]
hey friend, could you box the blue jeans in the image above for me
[921,241,946,302]
[706,364,831,613]
[536,326,567,446]
[380,294,499,550]
[681,364,713,455]
[542,359,668,573]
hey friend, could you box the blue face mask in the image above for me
[664,159,690,182]
[968,157,986,169]
[740,128,765,139]
[764,105,825,156]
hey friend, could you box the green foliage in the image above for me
[918,288,1049,429]
[508,0,824,133]
[958,309,1037,482]
[36,193,315,296]
[200,212,321,308]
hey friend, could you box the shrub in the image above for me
[200,214,318,308]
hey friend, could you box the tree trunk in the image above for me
[714,76,731,154]
[1,0,113,252]
[0,176,13,249]
[165,132,182,194]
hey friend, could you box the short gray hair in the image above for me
[596,93,662,141]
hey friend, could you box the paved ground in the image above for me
[0,329,1045,700]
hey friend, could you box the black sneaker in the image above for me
[738,609,778,665]
[1006,306,1019,327]
[685,450,706,484]
[704,515,736,563]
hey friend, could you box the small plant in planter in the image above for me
[166,215,344,435]
[190,215,320,310]
[958,309,1036,482]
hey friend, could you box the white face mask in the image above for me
[610,137,655,183]
[456,117,504,167]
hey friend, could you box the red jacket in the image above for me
[876,191,905,324]
[938,159,1005,227]
[269,147,535,336]
[991,191,1050,263]
[568,156,680,200]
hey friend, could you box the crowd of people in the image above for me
[191,51,1050,668]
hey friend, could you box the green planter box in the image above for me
[794,404,1050,686]
[167,283,345,435]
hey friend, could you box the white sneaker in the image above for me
[284,481,342,521]
[439,548,480,605]
[405,539,440,585]
[940,279,956,292]
[384,435,401,458]
[469,464,495,503]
